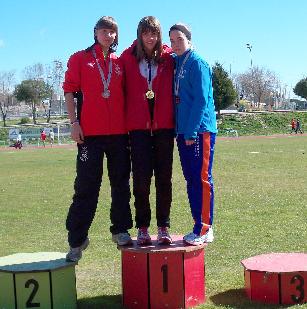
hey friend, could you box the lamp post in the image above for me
[246,43,253,68]
[53,60,63,116]
[46,75,53,121]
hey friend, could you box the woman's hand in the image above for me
[71,122,84,144]
[185,139,195,146]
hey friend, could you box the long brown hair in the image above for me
[134,16,163,63]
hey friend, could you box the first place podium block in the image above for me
[120,235,206,309]
[0,252,77,309]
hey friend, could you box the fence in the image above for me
[0,123,72,147]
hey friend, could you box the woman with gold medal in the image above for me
[121,16,174,246]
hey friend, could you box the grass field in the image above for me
[0,135,307,309]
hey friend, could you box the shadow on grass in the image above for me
[210,288,296,309]
[78,294,123,309]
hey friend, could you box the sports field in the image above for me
[0,135,306,309]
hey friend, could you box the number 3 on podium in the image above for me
[291,275,305,303]
[282,273,306,304]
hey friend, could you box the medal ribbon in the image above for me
[92,49,112,94]
[174,50,191,97]
[147,59,153,90]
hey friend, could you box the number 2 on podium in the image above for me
[25,279,40,308]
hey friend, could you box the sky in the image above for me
[1,0,306,98]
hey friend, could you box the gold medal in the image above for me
[145,90,155,99]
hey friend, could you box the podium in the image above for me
[0,252,77,309]
[120,235,206,309]
[241,253,307,305]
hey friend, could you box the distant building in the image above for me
[49,99,67,115]
[291,99,307,110]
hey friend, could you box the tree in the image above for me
[212,62,237,115]
[14,63,51,124]
[0,71,16,126]
[45,60,64,122]
[235,66,279,106]
[14,79,51,124]
[293,77,307,100]
[23,63,44,81]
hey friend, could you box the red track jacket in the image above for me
[63,44,126,136]
[120,41,174,132]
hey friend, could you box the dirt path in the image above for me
[218,133,307,140]
[0,143,76,152]
[1,133,306,152]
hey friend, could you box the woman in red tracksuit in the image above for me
[63,16,133,262]
[121,16,174,245]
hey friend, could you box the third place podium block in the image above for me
[120,235,207,309]
[241,252,307,305]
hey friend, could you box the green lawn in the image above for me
[217,111,307,136]
[0,135,306,309]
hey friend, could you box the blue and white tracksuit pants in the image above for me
[177,132,216,236]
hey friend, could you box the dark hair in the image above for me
[93,16,119,52]
[169,23,192,41]
[134,16,163,63]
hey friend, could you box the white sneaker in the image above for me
[183,228,214,245]
[66,238,90,262]
[112,232,133,246]
[137,227,152,246]
[157,227,172,245]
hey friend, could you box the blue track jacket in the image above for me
[174,49,217,140]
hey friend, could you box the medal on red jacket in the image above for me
[92,49,112,99]
[102,89,110,98]
[145,60,155,100]
[146,90,155,99]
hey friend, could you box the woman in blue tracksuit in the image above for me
[169,23,217,245]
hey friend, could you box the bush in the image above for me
[0,128,8,141]
[19,117,30,124]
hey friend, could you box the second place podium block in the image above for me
[0,252,77,309]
